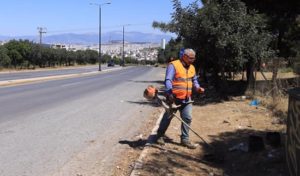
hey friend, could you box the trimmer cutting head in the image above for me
[143,85,158,100]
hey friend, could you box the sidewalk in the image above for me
[129,97,287,176]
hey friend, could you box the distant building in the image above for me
[43,41,160,61]
[51,44,66,49]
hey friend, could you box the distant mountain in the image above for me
[0,35,10,41]
[0,31,175,44]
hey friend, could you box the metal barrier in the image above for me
[287,88,300,176]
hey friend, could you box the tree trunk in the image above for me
[271,57,280,100]
[246,60,255,90]
[219,66,229,99]
[271,27,284,100]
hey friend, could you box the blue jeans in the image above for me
[157,103,192,141]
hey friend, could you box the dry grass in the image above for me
[234,71,298,81]
[256,93,288,123]
[135,98,287,176]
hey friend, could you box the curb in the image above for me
[130,108,165,176]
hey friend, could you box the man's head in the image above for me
[181,49,196,66]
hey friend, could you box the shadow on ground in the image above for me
[141,144,214,176]
[201,129,287,176]
[119,135,158,150]
[119,139,148,150]
[127,84,288,175]
[131,78,290,175]
[140,129,287,176]
[126,100,162,107]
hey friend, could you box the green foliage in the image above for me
[0,40,113,69]
[294,61,300,74]
[8,49,22,68]
[102,54,112,63]
[0,46,11,68]
[156,39,183,64]
[124,57,133,64]
[66,51,76,66]
[85,49,98,64]
[165,39,183,62]
[241,0,300,62]
[153,0,274,85]
[139,59,156,65]
[157,49,166,64]
[75,50,88,65]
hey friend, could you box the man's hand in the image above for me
[166,94,175,104]
[197,87,205,94]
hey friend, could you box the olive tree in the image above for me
[153,0,274,93]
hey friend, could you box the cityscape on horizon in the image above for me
[0,31,170,62]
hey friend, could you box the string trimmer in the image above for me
[143,85,225,163]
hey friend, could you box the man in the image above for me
[156,48,204,149]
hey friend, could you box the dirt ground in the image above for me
[113,91,287,176]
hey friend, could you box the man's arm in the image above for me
[165,64,175,95]
[193,75,205,93]
[192,75,200,89]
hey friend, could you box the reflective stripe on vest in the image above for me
[171,60,196,100]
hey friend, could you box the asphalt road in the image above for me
[0,65,117,81]
[0,66,165,176]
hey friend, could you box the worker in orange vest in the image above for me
[156,48,204,149]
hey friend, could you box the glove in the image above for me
[166,94,175,104]
[197,87,205,94]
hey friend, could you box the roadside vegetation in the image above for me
[154,0,300,118]
[114,1,300,175]
[0,40,156,70]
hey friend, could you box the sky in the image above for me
[0,0,201,37]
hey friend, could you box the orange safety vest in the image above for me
[171,60,196,100]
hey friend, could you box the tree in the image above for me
[241,0,300,97]
[0,46,11,68]
[164,39,183,63]
[157,49,166,64]
[66,51,76,66]
[102,54,112,63]
[75,50,86,65]
[153,0,274,94]
[85,49,98,64]
[4,40,35,68]
[8,49,22,68]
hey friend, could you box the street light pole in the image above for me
[122,25,124,67]
[90,2,111,71]
[99,5,102,71]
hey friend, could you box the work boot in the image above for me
[156,136,165,145]
[181,139,197,149]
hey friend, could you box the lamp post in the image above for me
[90,2,111,71]
[122,24,130,67]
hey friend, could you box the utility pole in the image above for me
[36,27,46,68]
[37,27,47,45]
